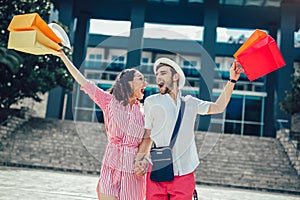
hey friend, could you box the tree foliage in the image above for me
[280,66,300,115]
[0,0,73,108]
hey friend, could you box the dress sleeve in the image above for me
[80,81,112,111]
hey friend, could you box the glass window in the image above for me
[142,57,149,64]
[164,0,179,4]
[76,110,93,121]
[148,0,161,3]
[225,96,243,120]
[244,124,261,136]
[190,61,197,67]
[188,0,203,3]
[119,56,125,62]
[225,122,241,135]
[183,60,190,67]
[183,60,197,68]
[216,27,268,43]
[86,54,103,69]
[295,29,300,48]
[89,54,95,60]
[210,111,224,133]
[244,98,262,122]
[78,94,93,108]
[85,61,92,68]
[111,55,125,63]
[144,87,159,98]
[95,104,104,123]
[211,113,223,120]
[96,54,102,60]
[111,55,118,61]
[209,123,223,133]
[108,56,125,71]
[86,73,101,80]
[97,84,111,91]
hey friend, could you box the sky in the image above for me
[50,5,300,43]
[89,19,257,42]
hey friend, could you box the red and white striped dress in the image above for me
[81,82,146,200]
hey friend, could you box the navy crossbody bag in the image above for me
[150,99,185,182]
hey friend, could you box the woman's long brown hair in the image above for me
[107,68,138,106]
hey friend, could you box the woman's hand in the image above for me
[52,49,64,58]
[134,156,149,176]
[52,49,87,86]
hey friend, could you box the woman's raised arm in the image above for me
[56,50,87,86]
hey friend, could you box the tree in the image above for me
[0,0,73,109]
[280,66,300,115]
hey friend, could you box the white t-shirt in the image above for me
[144,92,211,176]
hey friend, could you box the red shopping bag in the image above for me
[235,35,286,81]
[234,29,267,58]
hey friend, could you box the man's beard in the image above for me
[161,86,171,94]
[160,81,173,95]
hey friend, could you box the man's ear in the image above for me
[173,73,180,82]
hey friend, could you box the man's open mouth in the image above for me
[158,82,164,88]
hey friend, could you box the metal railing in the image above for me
[277,119,300,156]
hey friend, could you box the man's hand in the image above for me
[134,156,149,176]
[134,129,152,176]
[230,61,244,81]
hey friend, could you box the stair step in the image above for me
[1,118,299,193]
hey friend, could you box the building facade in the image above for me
[48,0,300,138]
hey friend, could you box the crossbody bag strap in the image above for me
[169,99,185,149]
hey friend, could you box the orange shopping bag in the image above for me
[234,29,267,59]
[7,13,62,44]
[8,30,61,55]
[7,13,71,55]
[236,35,286,81]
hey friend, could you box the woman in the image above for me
[54,50,147,200]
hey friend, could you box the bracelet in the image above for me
[228,79,237,83]
[135,156,147,162]
[144,157,153,164]
[134,157,144,162]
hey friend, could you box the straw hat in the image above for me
[153,57,186,89]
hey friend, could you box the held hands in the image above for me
[134,155,150,176]
[229,60,244,81]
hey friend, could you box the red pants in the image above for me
[146,168,195,200]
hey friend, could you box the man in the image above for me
[134,57,243,199]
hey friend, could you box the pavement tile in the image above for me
[0,166,300,200]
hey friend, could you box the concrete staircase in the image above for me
[0,117,104,174]
[195,133,300,193]
[0,117,299,194]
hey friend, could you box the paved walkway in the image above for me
[0,166,299,200]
